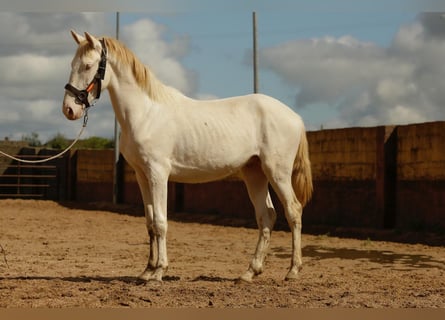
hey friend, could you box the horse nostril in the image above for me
[66,106,74,118]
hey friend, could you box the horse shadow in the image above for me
[0,274,235,284]
[0,275,179,284]
[271,245,445,271]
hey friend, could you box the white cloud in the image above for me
[387,104,426,125]
[121,19,197,96]
[0,13,110,142]
[260,12,445,128]
[0,54,70,101]
[0,13,197,143]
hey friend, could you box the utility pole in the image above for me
[113,12,120,205]
[252,11,258,94]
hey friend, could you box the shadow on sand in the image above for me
[271,245,445,271]
[58,201,445,247]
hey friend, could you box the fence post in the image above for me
[376,126,397,229]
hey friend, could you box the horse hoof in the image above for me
[284,266,301,281]
[236,277,252,284]
[138,274,163,283]
[138,271,152,281]
[237,270,255,284]
[138,267,164,282]
[147,277,163,283]
[284,274,299,281]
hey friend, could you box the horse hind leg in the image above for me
[267,169,303,281]
[238,157,277,283]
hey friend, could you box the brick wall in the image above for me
[396,122,445,231]
[75,149,114,202]
[70,121,445,232]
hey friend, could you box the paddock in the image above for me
[0,199,444,308]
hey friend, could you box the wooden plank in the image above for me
[0,184,50,188]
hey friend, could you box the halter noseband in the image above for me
[64,39,107,109]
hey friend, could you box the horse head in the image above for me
[62,30,109,120]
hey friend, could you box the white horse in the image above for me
[62,31,313,282]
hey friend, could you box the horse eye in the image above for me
[85,64,92,71]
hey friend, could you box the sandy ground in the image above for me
[0,199,444,308]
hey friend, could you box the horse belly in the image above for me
[170,136,256,183]
[169,166,238,183]
[169,150,252,183]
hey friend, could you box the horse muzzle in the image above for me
[63,102,84,121]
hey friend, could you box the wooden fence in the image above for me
[1,121,444,232]
[0,146,69,200]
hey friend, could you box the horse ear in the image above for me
[84,32,102,51]
[70,30,85,44]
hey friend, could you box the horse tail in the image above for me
[292,126,313,207]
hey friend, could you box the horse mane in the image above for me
[102,37,179,103]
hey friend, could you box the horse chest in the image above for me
[119,131,169,167]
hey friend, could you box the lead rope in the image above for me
[0,111,89,164]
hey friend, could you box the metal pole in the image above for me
[252,11,258,94]
[113,12,120,204]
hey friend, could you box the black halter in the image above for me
[64,39,107,109]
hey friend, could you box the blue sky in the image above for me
[0,1,444,141]
[144,7,418,127]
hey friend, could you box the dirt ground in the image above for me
[0,199,444,308]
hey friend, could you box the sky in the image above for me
[0,0,444,142]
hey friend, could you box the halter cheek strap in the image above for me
[64,39,107,109]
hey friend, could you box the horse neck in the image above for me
[105,60,177,129]
[106,75,140,127]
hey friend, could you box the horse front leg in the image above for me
[141,170,169,282]
[139,206,159,280]
[134,170,158,280]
